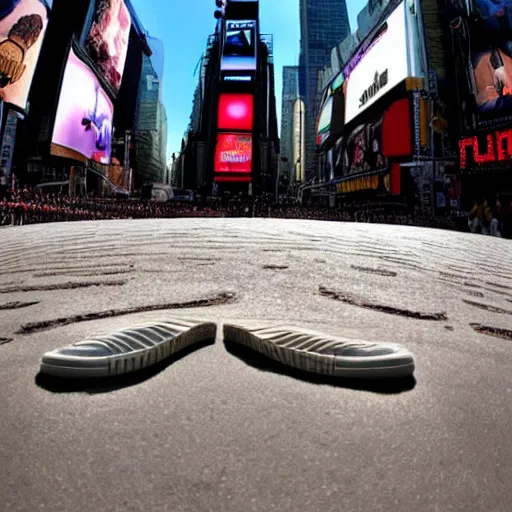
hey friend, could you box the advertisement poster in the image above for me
[316,95,333,146]
[449,0,512,130]
[85,0,131,91]
[51,47,114,164]
[0,0,50,110]
[344,1,409,124]
[221,20,257,71]
[214,133,252,173]
[343,115,386,177]
[0,108,19,182]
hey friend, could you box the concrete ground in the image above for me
[1,218,511,512]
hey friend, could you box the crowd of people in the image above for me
[467,197,512,238]
[0,186,510,238]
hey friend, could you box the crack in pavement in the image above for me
[263,265,289,270]
[470,323,512,341]
[0,280,128,294]
[32,269,132,278]
[351,266,397,277]
[0,301,39,311]
[0,263,134,275]
[319,286,448,321]
[463,300,512,315]
[16,291,238,334]
[485,282,512,290]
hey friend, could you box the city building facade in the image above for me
[179,0,280,197]
[299,0,350,180]
[280,66,299,180]
[306,0,461,214]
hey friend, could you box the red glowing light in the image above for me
[218,93,254,131]
[459,128,512,168]
[214,133,252,173]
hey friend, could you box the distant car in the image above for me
[172,188,195,203]
[151,183,174,203]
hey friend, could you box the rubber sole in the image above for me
[40,320,217,378]
[223,323,415,379]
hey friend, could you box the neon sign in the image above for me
[459,128,512,168]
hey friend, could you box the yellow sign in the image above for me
[336,174,379,194]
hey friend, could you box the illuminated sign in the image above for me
[221,19,257,72]
[459,128,512,168]
[214,133,252,173]
[218,93,254,131]
[336,174,380,194]
[224,76,252,81]
[344,2,409,124]
[450,0,512,131]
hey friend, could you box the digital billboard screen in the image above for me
[343,115,386,177]
[449,0,512,131]
[344,1,409,124]
[0,0,50,110]
[218,93,254,131]
[51,47,113,164]
[214,133,252,173]
[221,19,257,71]
[316,95,333,146]
[84,0,131,91]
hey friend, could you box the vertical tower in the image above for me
[299,0,350,179]
[280,66,299,179]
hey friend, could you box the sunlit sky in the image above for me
[131,0,367,161]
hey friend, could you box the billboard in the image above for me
[316,95,333,146]
[84,0,131,91]
[449,0,512,131]
[218,93,254,131]
[0,0,50,110]
[344,1,409,124]
[342,115,387,177]
[214,133,252,173]
[51,47,113,164]
[221,19,257,71]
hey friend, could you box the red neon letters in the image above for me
[459,128,512,168]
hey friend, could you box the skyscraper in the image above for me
[134,50,168,183]
[299,0,350,179]
[280,66,299,179]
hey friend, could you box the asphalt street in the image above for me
[1,218,511,512]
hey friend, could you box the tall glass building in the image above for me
[133,37,168,184]
[280,66,299,179]
[299,0,350,179]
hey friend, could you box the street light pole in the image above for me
[124,130,131,195]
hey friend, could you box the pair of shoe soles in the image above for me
[40,319,415,380]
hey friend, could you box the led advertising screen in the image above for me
[449,0,512,131]
[343,116,386,177]
[218,93,254,131]
[51,47,114,164]
[221,19,257,71]
[0,0,50,110]
[214,133,252,173]
[344,1,409,124]
[85,0,131,91]
[316,95,333,146]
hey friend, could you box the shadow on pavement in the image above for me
[35,339,216,394]
[223,340,416,395]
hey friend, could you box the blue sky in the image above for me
[131,0,367,161]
